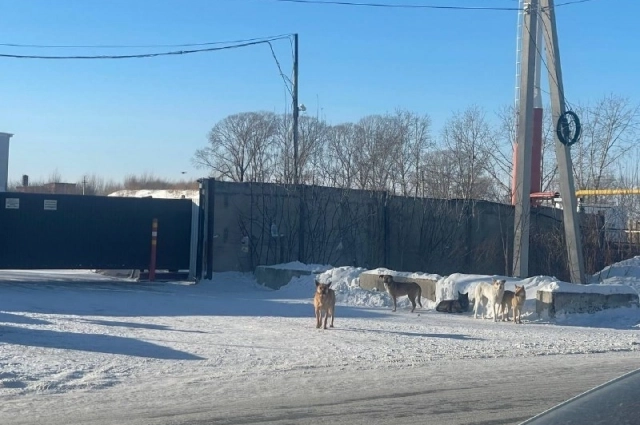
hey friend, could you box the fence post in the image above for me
[298,184,306,263]
[383,191,390,268]
[149,218,158,282]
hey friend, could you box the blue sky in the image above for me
[0,0,637,184]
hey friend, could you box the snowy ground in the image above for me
[1,265,640,423]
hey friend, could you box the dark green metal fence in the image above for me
[0,193,192,270]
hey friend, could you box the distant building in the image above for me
[15,181,79,195]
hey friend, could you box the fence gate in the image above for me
[0,192,193,270]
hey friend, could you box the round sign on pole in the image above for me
[557,111,581,147]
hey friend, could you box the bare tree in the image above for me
[351,115,401,192]
[389,109,433,196]
[297,115,329,185]
[572,94,640,197]
[325,123,360,189]
[47,169,63,183]
[421,149,457,199]
[439,105,494,200]
[273,112,293,184]
[271,113,330,185]
[193,111,278,182]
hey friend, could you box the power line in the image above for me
[554,0,595,7]
[267,41,294,96]
[0,36,292,60]
[267,0,596,9]
[0,34,293,49]
[519,6,578,112]
[267,0,523,11]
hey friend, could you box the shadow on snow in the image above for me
[0,326,204,360]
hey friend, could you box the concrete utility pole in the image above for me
[292,33,300,185]
[512,0,539,278]
[540,0,586,283]
[0,132,14,192]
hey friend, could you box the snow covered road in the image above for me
[3,353,639,425]
[1,269,639,424]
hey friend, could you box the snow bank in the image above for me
[262,261,333,273]
[360,267,442,281]
[108,189,199,201]
[537,280,638,295]
[435,274,562,320]
[591,256,640,295]
[276,266,435,309]
[553,305,640,329]
[592,256,640,281]
[435,273,538,302]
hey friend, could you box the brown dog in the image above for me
[314,279,336,329]
[500,290,515,321]
[379,274,422,313]
[512,285,526,324]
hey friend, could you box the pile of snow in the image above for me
[274,260,639,319]
[108,189,199,202]
[537,280,638,295]
[276,266,435,309]
[360,268,442,281]
[262,261,333,273]
[435,273,540,302]
[435,273,542,320]
[591,256,640,293]
[553,305,640,329]
[593,256,640,280]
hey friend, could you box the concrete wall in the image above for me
[536,290,640,318]
[254,266,314,290]
[208,180,606,280]
[359,272,437,302]
[210,181,386,273]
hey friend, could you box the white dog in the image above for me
[473,278,506,321]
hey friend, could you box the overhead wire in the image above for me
[554,0,594,7]
[267,41,294,96]
[0,32,298,105]
[531,5,577,111]
[266,0,523,10]
[265,0,597,9]
[518,5,573,111]
[0,34,294,49]
[0,35,292,60]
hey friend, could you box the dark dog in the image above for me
[436,291,470,313]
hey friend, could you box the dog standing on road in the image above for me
[314,279,336,329]
[473,278,506,321]
[500,290,515,321]
[379,274,423,313]
[512,285,526,324]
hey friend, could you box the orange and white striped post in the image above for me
[149,218,158,282]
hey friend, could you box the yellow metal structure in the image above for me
[576,189,640,197]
